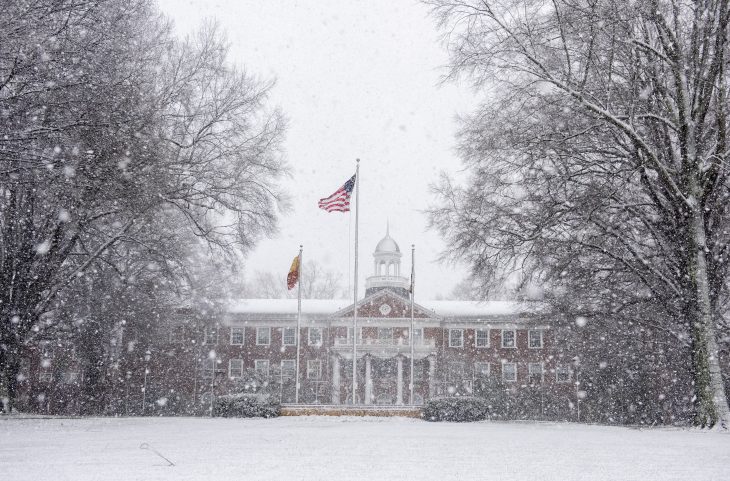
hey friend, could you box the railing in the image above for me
[333,338,435,348]
[365,275,408,282]
[364,276,410,288]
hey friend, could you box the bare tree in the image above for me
[300,261,345,299]
[441,277,480,300]
[426,0,730,427]
[246,271,288,299]
[0,0,287,411]
[246,260,345,299]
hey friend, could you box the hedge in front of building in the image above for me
[214,394,280,418]
[422,396,490,422]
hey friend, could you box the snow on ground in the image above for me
[1,416,729,481]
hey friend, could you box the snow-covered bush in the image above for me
[422,397,490,422]
[214,394,280,418]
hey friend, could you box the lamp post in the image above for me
[209,351,219,417]
[142,351,151,415]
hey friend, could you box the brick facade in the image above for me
[17,232,576,415]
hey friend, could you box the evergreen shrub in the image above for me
[422,396,490,422]
[214,394,280,418]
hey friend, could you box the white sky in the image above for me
[156,0,477,299]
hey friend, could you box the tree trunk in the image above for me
[0,342,7,413]
[0,339,21,414]
[689,206,730,428]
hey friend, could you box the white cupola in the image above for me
[365,224,410,298]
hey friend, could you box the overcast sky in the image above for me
[156,0,477,299]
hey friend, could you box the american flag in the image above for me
[318,174,356,212]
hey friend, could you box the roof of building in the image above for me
[227,298,539,318]
[228,299,350,315]
[419,300,534,317]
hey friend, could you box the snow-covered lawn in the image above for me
[2,416,729,481]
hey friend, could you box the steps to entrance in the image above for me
[280,404,422,418]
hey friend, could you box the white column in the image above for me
[396,356,403,405]
[331,355,340,405]
[428,355,437,399]
[365,355,372,405]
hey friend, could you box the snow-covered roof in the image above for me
[418,300,535,317]
[228,299,350,315]
[227,298,539,318]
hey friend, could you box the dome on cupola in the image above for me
[375,235,400,254]
[374,223,401,255]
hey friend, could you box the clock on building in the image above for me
[379,303,392,316]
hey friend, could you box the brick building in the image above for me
[185,229,575,409]
[20,229,576,415]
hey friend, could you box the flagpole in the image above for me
[409,244,415,405]
[295,245,303,404]
[352,159,360,404]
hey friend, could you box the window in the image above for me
[283,327,296,346]
[281,360,296,379]
[410,328,424,345]
[377,327,394,341]
[229,359,244,378]
[255,359,270,377]
[307,360,322,379]
[256,327,271,346]
[204,326,219,345]
[501,329,516,348]
[556,365,572,383]
[449,329,464,348]
[230,328,244,346]
[528,362,544,382]
[502,362,517,382]
[201,358,215,379]
[528,329,543,349]
[308,327,322,346]
[475,329,489,348]
[475,362,490,378]
[348,327,363,342]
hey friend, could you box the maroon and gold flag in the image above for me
[287,255,300,290]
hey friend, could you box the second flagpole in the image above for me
[295,245,303,404]
[352,159,360,404]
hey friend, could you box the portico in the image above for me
[330,337,437,405]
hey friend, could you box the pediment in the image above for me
[332,289,436,319]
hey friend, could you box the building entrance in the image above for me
[371,358,397,405]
